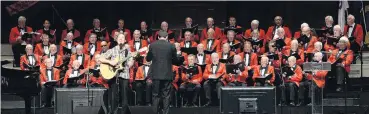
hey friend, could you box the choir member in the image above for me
[111,19,132,42]
[283,40,304,66]
[36,20,56,43]
[128,30,149,52]
[222,30,241,53]
[42,44,63,68]
[217,43,235,63]
[153,21,175,43]
[109,31,119,49]
[244,20,266,40]
[34,34,51,56]
[10,16,34,66]
[59,32,79,56]
[195,44,211,65]
[203,53,227,106]
[324,25,342,52]
[180,55,203,107]
[135,61,153,106]
[226,55,248,86]
[68,44,90,69]
[299,26,318,53]
[83,33,101,58]
[201,28,221,53]
[98,41,109,55]
[200,17,223,41]
[251,56,275,86]
[293,23,309,39]
[266,16,292,41]
[178,17,200,42]
[140,21,153,43]
[39,58,61,107]
[20,44,41,70]
[328,37,354,92]
[280,56,303,106]
[63,60,87,87]
[61,19,81,43]
[88,54,108,88]
[84,18,109,43]
[298,52,328,106]
[225,17,243,38]
[264,40,282,69]
[249,29,266,54]
[273,28,292,51]
[170,65,181,107]
[238,41,258,67]
[180,31,198,48]
[175,42,188,65]
[344,14,364,48]
[322,15,334,36]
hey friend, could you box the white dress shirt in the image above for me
[348,23,355,37]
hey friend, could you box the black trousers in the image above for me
[41,85,55,106]
[12,44,24,67]
[134,81,153,105]
[281,82,298,103]
[336,66,346,85]
[227,81,246,86]
[298,80,322,104]
[203,80,223,101]
[106,78,130,114]
[255,81,273,87]
[179,83,201,104]
[152,80,172,114]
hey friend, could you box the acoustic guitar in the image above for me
[100,47,147,80]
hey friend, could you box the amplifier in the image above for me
[54,88,107,114]
[349,64,369,78]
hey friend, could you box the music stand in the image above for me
[303,62,331,114]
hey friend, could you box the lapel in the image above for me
[46,68,54,81]
[27,54,36,66]
[211,63,220,74]
[143,66,147,78]
[49,54,57,66]
[350,24,357,37]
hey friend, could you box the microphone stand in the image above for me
[86,68,91,106]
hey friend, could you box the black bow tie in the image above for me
[77,55,82,57]
[212,64,218,67]
[262,67,267,69]
[244,52,250,54]
[43,44,49,47]
[198,54,203,56]
[349,26,353,28]
[208,39,214,41]
[223,53,228,55]
[67,41,72,43]
[47,69,52,71]
[27,54,33,57]
[135,41,140,43]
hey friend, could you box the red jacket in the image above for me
[305,70,328,88]
[343,24,364,47]
[68,54,90,69]
[88,60,108,88]
[111,28,132,42]
[221,40,241,53]
[200,27,223,41]
[283,49,305,66]
[263,51,282,69]
[20,54,41,70]
[285,65,303,87]
[34,43,50,56]
[36,29,56,43]
[39,68,61,85]
[128,39,149,52]
[135,65,151,81]
[9,26,33,44]
[266,26,292,41]
[84,28,110,43]
[181,65,203,85]
[238,52,258,66]
[152,30,175,43]
[41,54,63,68]
[328,49,354,72]
[63,69,87,85]
[58,40,79,56]
[303,36,319,53]
[83,41,102,56]
[178,29,200,42]
[203,63,227,85]
[172,65,180,90]
[180,41,198,48]
[201,39,221,53]
[244,28,266,40]
[251,65,275,85]
[225,65,248,83]
[61,29,81,43]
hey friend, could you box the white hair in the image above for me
[251,20,259,25]
[26,44,33,49]
[333,25,341,30]
[161,21,168,26]
[49,44,57,49]
[301,23,309,28]
[339,36,349,44]
[207,17,214,22]
[211,52,218,57]
[277,27,285,33]
[314,41,323,47]
[18,16,26,22]
[347,14,355,20]
[76,44,83,50]
[67,19,74,24]
[288,56,296,62]
[93,18,100,23]
[314,52,323,57]
[291,40,298,45]
[325,15,334,22]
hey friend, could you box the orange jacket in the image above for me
[301,36,318,53]
[181,65,203,85]
[34,43,50,56]
[251,65,275,85]
[285,65,303,87]
[221,40,241,53]
[283,49,305,66]
[225,65,248,83]
[324,39,338,52]
[68,54,90,69]
[128,39,149,52]
[135,65,151,81]
[343,24,364,47]
[20,54,42,70]
[195,54,211,65]
[172,65,180,90]
[83,41,102,56]
[111,28,132,42]
[328,49,354,72]
[63,68,87,85]
[84,28,110,43]
[305,70,328,88]
[201,39,221,53]
[238,52,258,66]
[200,27,223,41]
[217,51,236,60]
[244,28,266,40]
[203,63,227,85]
[61,29,81,43]
[152,30,175,43]
[36,29,56,43]
[266,26,292,41]
[41,54,63,69]
[59,40,79,55]
[263,51,282,68]
[9,26,33,44]
[180,41,198,48]
[39,68,61,85]
[88,60,108,88]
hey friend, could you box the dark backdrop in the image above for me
[2,1,366,44]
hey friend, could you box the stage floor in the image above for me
[1,106,368,114]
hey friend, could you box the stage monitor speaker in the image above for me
[55,88,107,114]
[73,106,105,114]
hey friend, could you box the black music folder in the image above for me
[44,77,64,87]
[63,47,72,55]
[89,69,100,77]
[181,25,199,38]
[223,27,243,34]
[275,39,286,50]
[219,55,234,64]
[282,66,295,77]
[195,63,207,72]
[22,63,40,71]
[230,43,241,51]
[67,72,85,84]
[204,50,215,55]
[181,47,198,55]
[255,74,273,83]
[226,64,237,74]
[282,52,301,60]
[21,33,34,41]
[267,53,279,60]
[297,35,310,44]
[182,66,199,75]
[326,37,339,45]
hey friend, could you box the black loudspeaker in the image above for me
[129,106,155,114]
[55,88,107,114]
[73,106,105,114]
[360,92,369,106]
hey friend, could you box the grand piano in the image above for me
[1,60,41,114]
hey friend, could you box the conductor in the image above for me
[146,30,178,114]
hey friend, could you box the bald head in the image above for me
[211,52,219,64]
[274,16,283,26]
[207,28,215,39]
[185,17,192,27]
[207,17,214,27]
[161,21,168,31]
[347,14,355,25]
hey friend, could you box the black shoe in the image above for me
[191,102,198,107]
[336,87,342,92]
[297,102,305,106]
[307,103,312,106]
[169,105,174,108]
[289,102,296,106]
[203,101,211,107]
[42,104,51,108]
[147,103,152,106]
[183,102,189,107]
